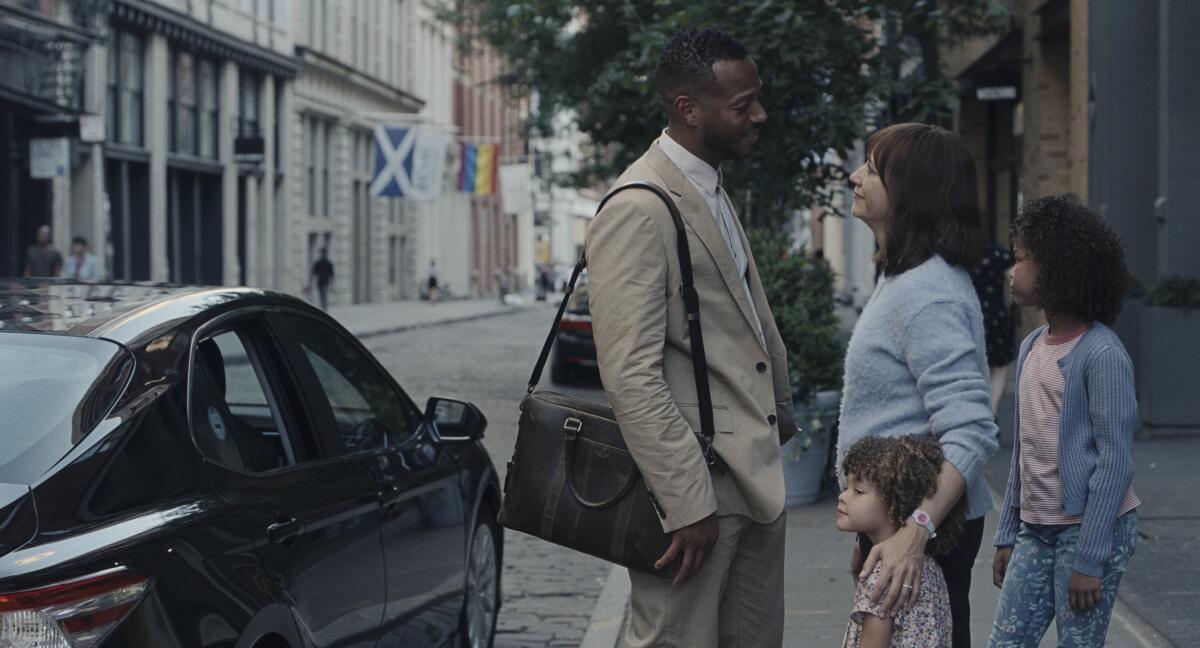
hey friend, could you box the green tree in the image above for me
[451,0,1007,227]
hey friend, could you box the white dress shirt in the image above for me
[658,130,765,346]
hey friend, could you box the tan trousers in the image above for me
[625,512,786,648]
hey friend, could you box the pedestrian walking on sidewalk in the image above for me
[309,248,334,311]
[989,196,1140,648]
[24,225,63,278]
[427,259,440,303]
[586,29,796,648]
[840,123,999,648]
[64,236,100,281]
[970,242,1017,415]
[838,436,966,648]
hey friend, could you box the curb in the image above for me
[580,564,630,648]
[349,305,520,340]
[1112,596,1178,648]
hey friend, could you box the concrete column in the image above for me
[1069,0,1089,203]
[261,74,276,288]
[220,60,239,285]
[1159,0,1200,276]
[147,34,169,282]
[276,80,295,292]
[79,41,108,279]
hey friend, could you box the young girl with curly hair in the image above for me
[839,436,967,648]
[989,195,1140,647]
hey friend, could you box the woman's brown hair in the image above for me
[867,123,985,275]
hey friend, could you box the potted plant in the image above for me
[749,230,845,506]
[1139,275,1200,435]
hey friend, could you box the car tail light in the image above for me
[560,314,592,333]
[0,567,149,647]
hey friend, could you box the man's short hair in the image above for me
[653,29,748,107]
[72,236,87,247]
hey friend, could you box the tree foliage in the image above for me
[451,0,1007,226]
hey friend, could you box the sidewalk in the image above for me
[325,296,522,339]
[600,403,1193,647]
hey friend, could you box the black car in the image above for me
[0,281,502,648]
[549,276,595,384]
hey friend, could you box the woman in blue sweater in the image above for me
[989,196,1139,647]
[840,123,1000,647]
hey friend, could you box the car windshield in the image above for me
[0,333,130,484]
[567,279,589,314]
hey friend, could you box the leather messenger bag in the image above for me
[497,181,724,578]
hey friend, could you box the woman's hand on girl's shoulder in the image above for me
[862,523,929,615]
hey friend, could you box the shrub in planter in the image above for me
[1140,275,1200,432]
[748,229,843,453]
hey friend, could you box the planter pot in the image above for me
[782,390,841,507]
[1139,306,1200,435]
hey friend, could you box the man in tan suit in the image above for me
[585,29,798,647]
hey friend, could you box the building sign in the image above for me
[79,115,105,143]
[499,163,533,215]
[371,126,449,201]
[976,86,1018,101]
[234,136,265,165]
[30,138,69,179]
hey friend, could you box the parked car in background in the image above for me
[0,280,502,648]
[549,275,595,384]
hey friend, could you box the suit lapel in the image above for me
[645,143,765,349]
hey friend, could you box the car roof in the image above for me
[0,279,305,346]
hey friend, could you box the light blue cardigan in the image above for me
[838,255,1000,522]
[993,323,1139,577]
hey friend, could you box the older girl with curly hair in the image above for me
[839,436,967,647]
[989,196,1140,647]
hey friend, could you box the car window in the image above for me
[88,392,200,516]
[279,314,418,456]
[190,328,292,472]
[0,332,131,484]
[567,278,589,314]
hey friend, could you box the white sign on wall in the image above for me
[30,138,69,179]
[499,163,533,215]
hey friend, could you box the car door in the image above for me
[189,312,386,647]
[269,311,468,647]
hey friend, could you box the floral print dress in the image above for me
[843,556,952,648]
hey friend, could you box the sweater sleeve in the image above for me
[1074,346,1138,577]
[902,301,1000,488]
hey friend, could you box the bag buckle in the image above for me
[563,417,583,439]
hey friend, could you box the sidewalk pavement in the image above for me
[326,296,522,339]
[601,395,1193,647]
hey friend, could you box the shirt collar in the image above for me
[659,129,721,197]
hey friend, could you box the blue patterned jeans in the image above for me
[989,512,1137,647]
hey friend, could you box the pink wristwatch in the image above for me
[911,510,937,538]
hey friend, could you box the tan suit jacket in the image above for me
[585,141,798,534]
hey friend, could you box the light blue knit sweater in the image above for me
[838,255,1000,522]
[994,323,1139,577]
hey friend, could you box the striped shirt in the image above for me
[1018,326,1140,525]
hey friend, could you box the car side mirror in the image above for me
[424,397,487,442]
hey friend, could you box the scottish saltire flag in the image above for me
[458,143,500,195]
[371,125,448,201]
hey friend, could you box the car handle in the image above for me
[379,484,403,508]
[266,517,303,544]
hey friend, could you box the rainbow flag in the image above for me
[458,142,499,195]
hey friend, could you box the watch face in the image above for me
[914,511,930,525]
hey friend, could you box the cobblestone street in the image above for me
[361,303,614,646]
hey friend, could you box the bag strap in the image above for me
[526,181,725,473]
